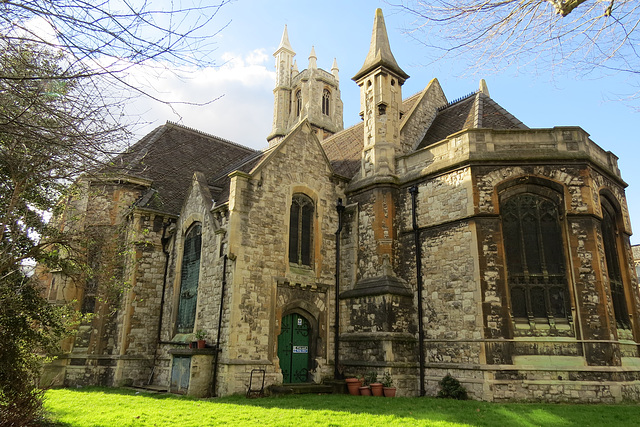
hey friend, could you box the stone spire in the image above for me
[353,8,407,177]
[292,59,299,75]
[308,46,317,70]
[276,25,294,56]
[331,58,339,81]
[273,25,296,88]
[352,8,408,83]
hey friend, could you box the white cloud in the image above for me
[123,49,276,150]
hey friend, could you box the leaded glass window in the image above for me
[501,192,570,323]
[176,223,202,333]
[601,198,631,329]
[322,89,330,116]
[289,194,313,266]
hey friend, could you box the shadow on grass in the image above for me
[47,387,640,427]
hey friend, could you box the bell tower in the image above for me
[268,27,344,146]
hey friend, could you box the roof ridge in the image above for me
[438,90,478,111]
[166,121,257,153]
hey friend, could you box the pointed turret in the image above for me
[292,60,299,75]
[354,9,407,178]
[331,58,339,81]
[308,46,317,70]
[352,8,408,83]
[274,25,296,88]
[275,25,294,56]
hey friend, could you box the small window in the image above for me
[501,191,570,323]
[322,89,330,116]
[176,223,202,334]
[289,194,314,266]
[601,197,631,329]
[296,90,302,117]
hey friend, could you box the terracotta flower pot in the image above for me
[345,378,362,395]
[359,386,372,396]
[383,387,397,397]
[197,339,206,349]
[370,382,384,397]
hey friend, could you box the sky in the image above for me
[125,0,640,244]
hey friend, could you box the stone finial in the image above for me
[308,46,317,69]
[292,59,299,75]
[479,79,490,97]
[352,8,408,83]
[331,58,339,81]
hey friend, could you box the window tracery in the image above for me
[501,191,570,324]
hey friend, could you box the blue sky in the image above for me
[129,0,640,243]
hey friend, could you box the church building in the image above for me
[41,9,640,402]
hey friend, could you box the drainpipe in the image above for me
[409,185,426,396]
[211,254,228,397]
[334,198,345,379]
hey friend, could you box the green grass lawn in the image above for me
[43,387,639,427]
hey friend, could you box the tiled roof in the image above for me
[210,149,272,205]
[321,122,364,179]
[418,92,527,149]
[109,122,257,215]
[321,92,424,179]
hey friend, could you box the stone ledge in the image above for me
[340,275,412,298]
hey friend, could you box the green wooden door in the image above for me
[278,313,310,383]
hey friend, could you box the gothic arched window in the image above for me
[295,90,302,117]
[176,223,202,333]
[322,89,330,116]
[289,194,314,267]
[601,196,631,329]
[501,190,570,323]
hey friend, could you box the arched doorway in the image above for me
[277,313,310,383]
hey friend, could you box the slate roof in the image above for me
[418,92,527,149]
[321,90,425,179]
[109,122,257,215]
[108,86,526,214]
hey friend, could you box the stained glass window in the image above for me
[289,194,313,266]
[501,192,570,322]
[176,223,202,333]
[601,197,631,329]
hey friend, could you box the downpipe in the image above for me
[409,185,426,396]
[334,198,345,379]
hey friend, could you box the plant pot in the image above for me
[359,386,372,396]
[370,382,384,397]
[197,339,206,349]
[345,378,361,395]
[189,341,198,349]
[383,387,396,397]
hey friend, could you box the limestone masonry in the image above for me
[40,9,640,402]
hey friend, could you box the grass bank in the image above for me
[43,387,638,427]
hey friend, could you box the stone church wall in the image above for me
[220,125,345,394]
